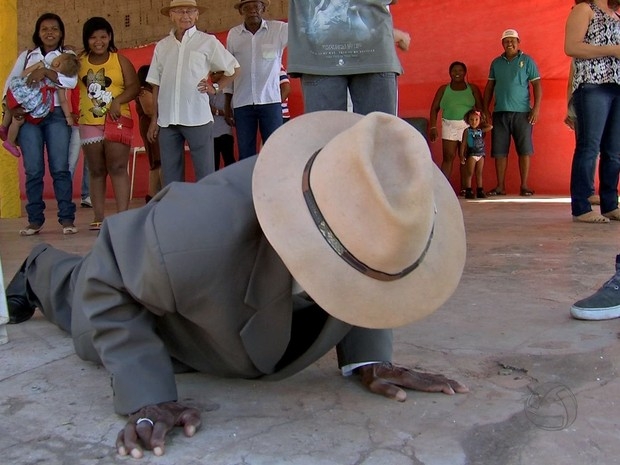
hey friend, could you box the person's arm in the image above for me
[428,84,446,143]
[459,129,468,165]
[393,28,410,52]
[529,78,542,125]
[280,77,291,102]
[69,87,80,126]
[200,34,240,95]
[57,88,73,126]
[565,3,620,59]
[482,79,495,122]
[566,60,575,106]
[27,64,77,88]
[224,92,235,127]
[77,216,201,459]
[209,93,225,117]
[3,50,31,97]
[135,90,145,118]
[107,54,139,120]
[565,61,576,129]
[145,49,162,142]
[146,84,160,143]
[470,83,484,112]
[197,68,238,95]
[28,52,78,89]
[337,327,468,401]
[20,61,44,77]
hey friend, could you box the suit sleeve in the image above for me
[336,327,393,368]
[77,207,178,415]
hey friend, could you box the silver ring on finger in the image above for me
[136,417,154,427]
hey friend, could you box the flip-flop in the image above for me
[486,189,506,196]
[89,221,103,231]
[19,223,43,236]
[62,225,78,235]
[520,188,535,197]
[603,209,620,221]
[573,211,610,223]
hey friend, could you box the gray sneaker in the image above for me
[571,255,620,320]
[81,196,92,208]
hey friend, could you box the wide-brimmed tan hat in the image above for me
[253,111,466,329]
[234,0,270,10]
[161,0,206,16]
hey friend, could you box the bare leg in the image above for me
[103,140,130,213]
[475,158,485,190]
[2,106,13,129]
[7,114,25,145]
[464,157,476,189]
[440,139,459,181]
[518,155,532,191]
[459,158,467,192]
[148,167,162,198]
[492,157,507,193]
[83,142,107,223]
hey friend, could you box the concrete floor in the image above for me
[1,196,620,465]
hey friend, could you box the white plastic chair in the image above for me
[129,146,146,200]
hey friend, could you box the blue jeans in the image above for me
[571,83,620,216]
[234,103,283,160]
[18,107,75,225]
[158,123,214,186]
[300,73,397,115]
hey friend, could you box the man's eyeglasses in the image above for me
[170,8,198,16]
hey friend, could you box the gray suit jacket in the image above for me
[62,157,392,414]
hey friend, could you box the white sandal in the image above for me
[573,211,610,223]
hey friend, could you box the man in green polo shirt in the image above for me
[483,29,542,197]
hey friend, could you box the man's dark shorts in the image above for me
[491,111,534,157]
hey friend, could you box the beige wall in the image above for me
[17,0,288,50]
[0,0,21,218]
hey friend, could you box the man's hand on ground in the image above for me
[116,402,201,458]
[357,362,469,401]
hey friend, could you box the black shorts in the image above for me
[491,111,534,157]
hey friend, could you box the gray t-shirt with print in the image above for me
[287,0,402,77]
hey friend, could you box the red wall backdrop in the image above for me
[33,0,575,199]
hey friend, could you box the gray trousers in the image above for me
[158,123,214,186]
[300,73,398,116]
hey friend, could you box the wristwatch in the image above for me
[212,83,220,93]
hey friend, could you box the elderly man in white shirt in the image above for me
[225,0,288,160]
[147,0,239,185]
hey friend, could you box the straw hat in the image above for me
[161,0,206,16]
[234,0,270,10]
[253,111,466,329]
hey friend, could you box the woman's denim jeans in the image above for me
[571,83,620,216]
[18,106,75,225]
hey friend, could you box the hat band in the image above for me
[302,149,435,282]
